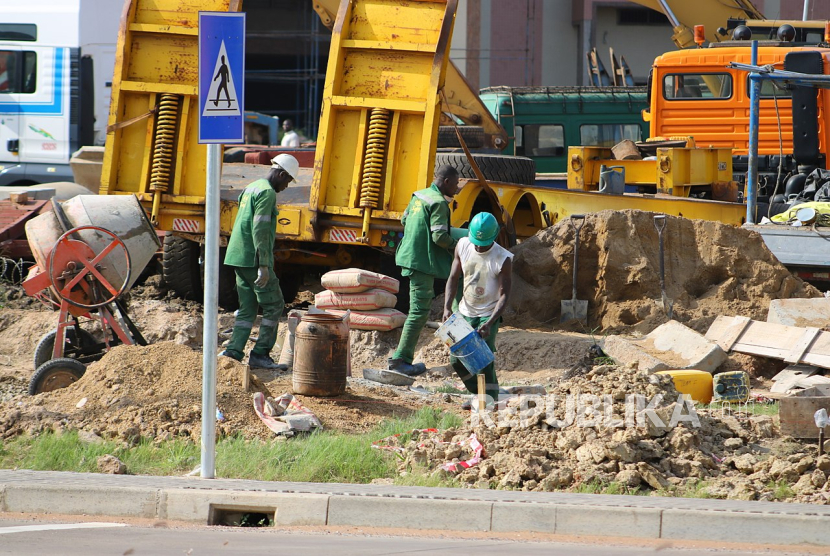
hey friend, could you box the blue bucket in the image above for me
[449,331,495,375]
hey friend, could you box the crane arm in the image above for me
[627,0,764,48]
[312,0,508,149]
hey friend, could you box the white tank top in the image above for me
[456,237,513,318]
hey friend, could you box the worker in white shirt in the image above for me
[443,212,513,406]
[280,119,300,147]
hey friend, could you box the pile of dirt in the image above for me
[506,210,822,335]
[390,363,830,504]
[0,341,462,442]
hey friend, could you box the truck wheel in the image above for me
[33,329,99,371]
[277,271,303,305]
[216,256,239,311]
[28,358,86,395]
[163,235,202,300]
[437,126,486,149]
[434,153,535,185]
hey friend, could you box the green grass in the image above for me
[434,385,466,395]
[0,407,464,484]
[696,401,779,416]
[572,479,643,496]
[767,479,795,501]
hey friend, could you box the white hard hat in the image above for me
[271,153,299,181]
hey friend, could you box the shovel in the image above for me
[653,215,674,319]
[561,214,588,326]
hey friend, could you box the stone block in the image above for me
[768,298,830,328]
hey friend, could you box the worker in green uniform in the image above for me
[389,165,460,376]
[220,154,299,369]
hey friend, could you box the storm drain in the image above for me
[209,505,276,527]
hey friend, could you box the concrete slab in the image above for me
[768,298,830,328]
[553,504,661,539]
[164,490,329,525]
[0,186,55,201]
[2,484,158,518]
[661,508,830,546]
[327,495,491,531]
[602,321,726,374]
[491,502,555,533]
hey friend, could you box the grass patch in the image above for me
[0,407,463,484]
[696,401,779,416]
[572,479,643,496]
[767,479,795,501]
[434,385,466,395]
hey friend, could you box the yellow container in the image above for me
[656,370,714,404]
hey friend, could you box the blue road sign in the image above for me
[199,12,245,144]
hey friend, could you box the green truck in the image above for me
[479,86,649,177]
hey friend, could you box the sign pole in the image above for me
[198,11,245,479]
[201,143,221,479]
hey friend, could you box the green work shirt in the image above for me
[395,183,457,279]
[224,179,278,268]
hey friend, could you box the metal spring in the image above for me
[149,94,180,193]
[359,108,391,208]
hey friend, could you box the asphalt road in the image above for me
[0,517,826,556]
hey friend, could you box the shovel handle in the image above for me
[653,214,667,234]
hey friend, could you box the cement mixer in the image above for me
[22,194,161,394]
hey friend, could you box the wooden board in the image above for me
[780,395,830,438]
[705,316,830,370]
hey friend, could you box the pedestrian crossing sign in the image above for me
[198,12,246,144]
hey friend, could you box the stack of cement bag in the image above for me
[314,268,406,331]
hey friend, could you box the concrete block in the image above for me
[554,505,661,539]
[661,509,830,546]
[768,298,830,328]
[164,490,329,526]
[491,502,555,533]
[0,186,55,201]
[603,321,726,374]
[601,335,669,373]
[2,484,158,518]
[327,495,491,531]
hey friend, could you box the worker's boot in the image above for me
[248,353,288,371]
[388,358,427,377]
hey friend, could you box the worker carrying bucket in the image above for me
[440,212,513,409]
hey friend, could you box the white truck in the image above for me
[0,0,121,186]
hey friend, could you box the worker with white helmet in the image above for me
[221,153,299,369]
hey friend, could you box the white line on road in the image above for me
[0,522,127,535]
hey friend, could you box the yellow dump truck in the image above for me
[100,0,753,305]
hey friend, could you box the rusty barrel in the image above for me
[292,311,350,396]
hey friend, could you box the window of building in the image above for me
[0,51,37,94]
[580,124,642,148]
[617,8,669,26]
[663,73,732,100]
[0,24,37,42]
[520,124,565,157]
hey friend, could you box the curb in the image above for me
[2,474,830,546]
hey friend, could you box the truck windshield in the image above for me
[663,73,732,100]
[580,124,642,148]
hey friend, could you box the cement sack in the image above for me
[320,268,399,294]
[327,308,407,331]
[315,288,397,311]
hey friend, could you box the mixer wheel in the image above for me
[29,358,86,395]
[33,328,99,370]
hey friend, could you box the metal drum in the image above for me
[292,311,350,396]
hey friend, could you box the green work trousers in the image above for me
[225,266,284,359]
[449,312,500,403]
[392,269,434,364]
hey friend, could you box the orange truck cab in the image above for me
[643,42,830,209]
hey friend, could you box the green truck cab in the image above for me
[479,86,649,174]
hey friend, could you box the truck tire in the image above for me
[277,271,303,305]
[33,328,99,371]
[437,126,486,149]
[163,235,202,300]
[28,358,86,395]
[434,153,535,185]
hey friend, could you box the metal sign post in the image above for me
[198,11,245,479]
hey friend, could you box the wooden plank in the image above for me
[785,327,822,364]
[780,395,830,438]
[707,316,830,370]
[705,315,751,351]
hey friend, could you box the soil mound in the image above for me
[506,210,821,334]
[392,363,828,503]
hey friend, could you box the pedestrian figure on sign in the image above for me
[212,55,231,108]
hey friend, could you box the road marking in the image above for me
[0,522,127,535]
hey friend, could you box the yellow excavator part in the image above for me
[312,0,507,150]
[629,0,762,48]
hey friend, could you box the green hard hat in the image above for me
[469,212,499,246]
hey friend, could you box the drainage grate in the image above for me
[209,505,276,527]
